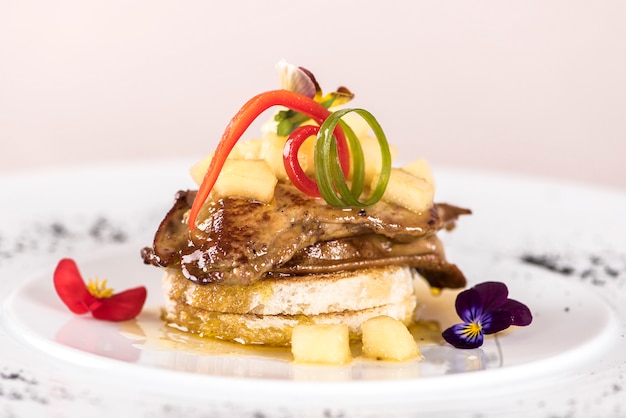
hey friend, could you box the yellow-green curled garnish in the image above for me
[314,108,392,207]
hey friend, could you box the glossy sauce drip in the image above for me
[121,308,444,363]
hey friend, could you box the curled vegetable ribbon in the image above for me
[283,124,322,197]
[188,89,350,229]
[284,108,391,207]
[314,108,391,207]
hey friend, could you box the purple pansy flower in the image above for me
[442,281,533,349]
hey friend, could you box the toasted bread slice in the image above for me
[163,265,417,316]
[161,266,419,346]
[163,293,417,346]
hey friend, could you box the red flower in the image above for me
[53,258,147,322]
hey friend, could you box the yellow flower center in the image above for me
[87,278,114,299]
[463,322,483,339]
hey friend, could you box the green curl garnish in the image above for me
[314,108,391,207]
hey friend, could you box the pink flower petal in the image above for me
[53,258,97,314]
[91,286,147,322]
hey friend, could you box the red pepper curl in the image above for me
[187,90,350,230]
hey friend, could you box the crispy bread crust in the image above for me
[162,266,419,345]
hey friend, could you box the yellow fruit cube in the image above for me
[374,168,434,213]
[189,140,264,186]
[296,133,317,177]
[358,135,398,186]
[190,152,214,186]
[212,159,278,203]
[338,111,371,139]
[402,158,434,187]
[361,315,420,362]
[260,131,289,180]
[235,138,263,160]
[291,324,352,365]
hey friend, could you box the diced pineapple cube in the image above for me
[260,131,289,180]
[358,135,398,186]
[189,139,266,186]
[373,168,434,213]
[235,138,263,160]
[361,316,420,362]
[296,134,317,176]
[338,111,371,139]
[190,153,215,186]
[280,121,320,177]
[291,324,352,365]
[402,158,434,187]
[212,159,277,203]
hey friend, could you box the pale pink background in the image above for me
[1,1,625,190]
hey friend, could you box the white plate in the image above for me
[1,160,625,417]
